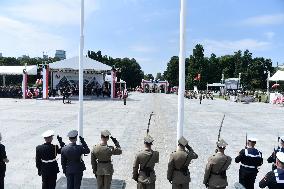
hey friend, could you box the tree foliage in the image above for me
[164,44,275,90]
[88,50,144,88]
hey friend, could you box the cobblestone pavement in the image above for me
[1,92,284,189]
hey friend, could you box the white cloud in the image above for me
[264,32,275,40]
[242,14,284,26]
[0,16,72,57]
[4,0,99,26]
[198,38,271,56]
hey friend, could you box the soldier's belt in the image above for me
[240,163,258,169]
[98,161,111,163]
[41,158,57,163]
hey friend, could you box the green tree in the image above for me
[144,74,154,80]
[186,44,208,89]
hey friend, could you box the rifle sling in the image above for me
[142,152,153,170]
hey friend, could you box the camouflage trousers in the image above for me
[97,175,112,189]
[137,182,155,189]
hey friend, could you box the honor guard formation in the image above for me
[1,131,284,189]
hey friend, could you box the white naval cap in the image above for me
[276,152,284,163]
[42,130,55,138]
[247,136,258,142]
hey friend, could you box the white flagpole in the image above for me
[177,0,186,142]
[78,0,84,137]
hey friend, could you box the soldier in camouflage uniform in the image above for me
[133,135,159,189]
[167,136,198,189]
[203,139,232,189]
[91,130,122,189]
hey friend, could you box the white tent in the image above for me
[49,56,112,71]
[105,74,126,83]
[0,65,37,75]
[269,70,284,81]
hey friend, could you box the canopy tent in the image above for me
[207,83,225,87]
[105,74,126,83]
[269,70,284,81]
[0,65,37,75]
[49,56,112,71]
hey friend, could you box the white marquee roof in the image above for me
[0,65,37,75]
[49,56,112,71]
[269,70,284,81]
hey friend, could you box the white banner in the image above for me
[52,72,105,90]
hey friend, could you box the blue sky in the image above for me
[0,0,283,75]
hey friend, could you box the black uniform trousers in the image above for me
[66,173,83,189]
[0,175,4,189]
[42,174,57,189]
[239,169,257,189]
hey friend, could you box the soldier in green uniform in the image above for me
[167,136,198,189]
[132,135,159,189]
[203,139,232,189]
[91,130,122,189]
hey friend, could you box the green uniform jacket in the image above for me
[203,152,232,188]
[91,143,122,175]
[167,147,198,184]
[133,149,159,184]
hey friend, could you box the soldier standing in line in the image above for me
[203,139,232,189]
[0,133,9,189]
[235,137,263,189]
[36,130,64,189]
[259,152,284,188]
[167,136,198,189]
[199,92,203,104]
[132,135,159,189]
[267,136,284,170]
[91,130,122,189]
[61,130,90,189]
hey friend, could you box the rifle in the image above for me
[215,114,225,153]
[147,112,154,135]
[217,114,226,142]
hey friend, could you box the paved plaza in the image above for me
[1,92,284,189]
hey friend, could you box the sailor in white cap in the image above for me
[267,136,284,170]
[260,152,284,188]
[235,136,263,189]
[0,132,9,189]
[36,130,61,189]
[203,139,232,189]
[132,135,159,189]
[167,136,198,189]
[61,130,90,189]
[91,130,122,189]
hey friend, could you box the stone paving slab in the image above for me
[1,92,284,189]
[55,177,126,189]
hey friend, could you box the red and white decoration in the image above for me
[141,79,169,93]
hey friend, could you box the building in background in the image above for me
[0,52,2,58]
[55,50,66,60]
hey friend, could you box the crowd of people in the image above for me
[0,86,22,98]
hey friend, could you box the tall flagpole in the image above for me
[177,0,186,142]
[78,0,84,137]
